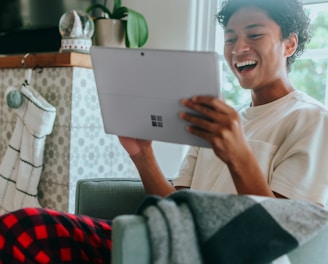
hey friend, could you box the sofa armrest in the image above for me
[75,178,147,220]
[111,214,328,264]
[112,215,150,264]
[287,225,328,264]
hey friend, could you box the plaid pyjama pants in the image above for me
[0,207,112,263]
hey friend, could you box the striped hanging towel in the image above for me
[0,83,56,215]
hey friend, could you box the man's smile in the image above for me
[235,60,257,73]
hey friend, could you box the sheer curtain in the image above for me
[190,0,219,51]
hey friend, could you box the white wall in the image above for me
[122,0,197,50]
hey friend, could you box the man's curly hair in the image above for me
[217,0,312,71]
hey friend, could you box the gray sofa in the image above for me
[75,178,328,264]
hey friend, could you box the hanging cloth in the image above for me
[0,80,56,215]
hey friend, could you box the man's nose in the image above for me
[232,38,250,55]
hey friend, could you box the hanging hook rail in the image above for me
[21,53,30,69]
[21,53,43,73]
[33,66,43,74]
[20,53,43,85]
[6,53,44,109]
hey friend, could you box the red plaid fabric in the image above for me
[0,208,112,263]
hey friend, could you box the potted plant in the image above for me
[86,0,148,48]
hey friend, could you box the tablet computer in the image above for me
[91,46,221,148]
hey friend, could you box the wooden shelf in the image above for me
[0,52,92,69]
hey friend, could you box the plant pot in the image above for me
[93,19,126,48]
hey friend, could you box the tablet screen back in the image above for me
[91,46,221,148]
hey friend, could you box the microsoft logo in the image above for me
[151,115,163,127]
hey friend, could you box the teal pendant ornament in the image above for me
[6,87,24,109]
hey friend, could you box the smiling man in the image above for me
[173,0,328,203]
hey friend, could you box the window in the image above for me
[290,3,328,106]
[214,2,328,107]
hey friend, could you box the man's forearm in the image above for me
[130,148,176,197]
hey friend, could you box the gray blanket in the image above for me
[137,190,328,264]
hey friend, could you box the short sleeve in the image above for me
[172,147,199,188]
[270,109,328,207]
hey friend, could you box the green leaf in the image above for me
[112,6,128,20]
[126,9,149,48]
[113,0,122,12]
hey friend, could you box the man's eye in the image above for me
[225,38,236,44]
[249,34,263,39]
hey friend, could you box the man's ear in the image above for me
[284,33,298,58]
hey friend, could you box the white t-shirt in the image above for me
[173,91,328,207]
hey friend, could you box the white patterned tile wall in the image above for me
[68,68,139,212]
[0,66,138,214]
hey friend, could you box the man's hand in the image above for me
[118,136,152,156]
[180,95,248,164]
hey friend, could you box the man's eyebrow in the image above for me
[224,28,234,34]
[225,23,266,34]
[246,23,265,30]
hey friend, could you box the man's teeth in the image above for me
[236,60,256,68]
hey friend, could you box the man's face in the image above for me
[223,7,289,90]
